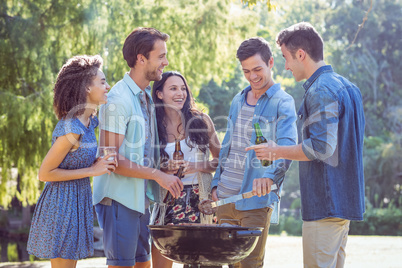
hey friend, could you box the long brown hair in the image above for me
[152,71,209,160]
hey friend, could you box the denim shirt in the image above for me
[298,65,365,221]
[212,83,297,222]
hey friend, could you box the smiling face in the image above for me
[144,39,169,82]
[156,75,188,110]
[280,44,306,82]
[241,53,274,93]
[87,69,110,105]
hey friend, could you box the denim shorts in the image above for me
[95,200,151,266]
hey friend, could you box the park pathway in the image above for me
[1,235,401,268]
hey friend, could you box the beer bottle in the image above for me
[254,123,272,166]
[173,139,184,179]
[163,139,185,205]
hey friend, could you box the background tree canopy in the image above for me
[1,0,401,215]
[0,0,257,207]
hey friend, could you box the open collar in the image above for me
[241,83,281,99]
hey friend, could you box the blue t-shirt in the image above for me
[93,73,160,214]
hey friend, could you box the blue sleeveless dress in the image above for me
[27,116,98,260]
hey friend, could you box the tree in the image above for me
[0,0,258,210]
[324,0,402,137]
[324,0,402,207]
[198,66,247,131]
[0,0,98,208]
[81,0,260,91]
[240,0,275,11]
[201,0,401,209]
[364,135,402,208]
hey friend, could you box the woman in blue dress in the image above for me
[27,55,116,268]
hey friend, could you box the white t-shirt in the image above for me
[164,139,208,185]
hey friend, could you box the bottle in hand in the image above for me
[163,139,185,205]
[173,139,184,179]
[253,123,272,166]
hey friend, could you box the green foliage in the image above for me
[7,243,18,262]
[0,0,98,207]
[269,209,302,236]
[1,0,400,233]
[363,135,401,208]
[240,0,275,11]
[100,0,259,90]
[269,205,402,236]
[290,198,301,210]
[0,0,258,208]
[350,203,402,236]
[246,0,402,210]
[198,66,247,131]
[324,0,402,137]
[198,0,402,215]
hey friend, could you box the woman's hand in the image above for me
[91,153,117,176]
[182,161,200,175]
[160,159,186,174]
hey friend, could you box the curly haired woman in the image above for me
[27,55,116,268]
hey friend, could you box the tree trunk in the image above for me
[21,204,31,228]
[17,241,29,262]
[0,240,8,262]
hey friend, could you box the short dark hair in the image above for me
[53,55,103,119]
[123,27,169,68]
[236,37,272,65]
[276,22,324,62]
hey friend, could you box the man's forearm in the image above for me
[114,155,163,180]
[277,143,310,161]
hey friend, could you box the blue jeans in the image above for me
[95,200,151,266]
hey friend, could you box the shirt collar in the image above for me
[144,86,152,98]
[123,73,150,96]
[241,83,281,99]
[303,65,333,91]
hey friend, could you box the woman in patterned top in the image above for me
[151,71,221,268]
[27,55,116,268]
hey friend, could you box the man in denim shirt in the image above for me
[248,22,365,267]
[211,37,297,268]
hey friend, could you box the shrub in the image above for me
[350,205,402,236]
[270,206,401,236]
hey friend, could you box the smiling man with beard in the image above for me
[93,27,183,268]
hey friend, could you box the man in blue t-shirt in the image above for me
[94,27,183,268]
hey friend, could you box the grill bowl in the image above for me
[149,224,262,265]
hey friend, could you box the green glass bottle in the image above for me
[254,123,272,166]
